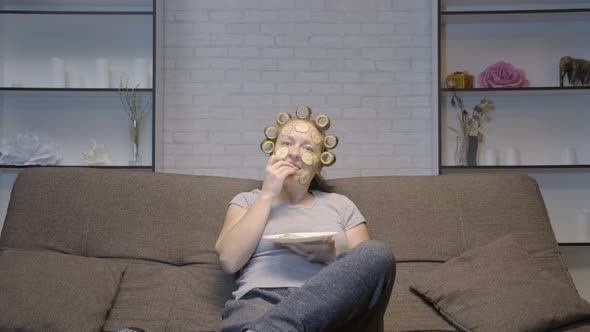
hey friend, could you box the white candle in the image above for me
[482,147,497,166]
[133,58,148,88]
[505,147,520,166]
[51,57,66,88]
[95,58,110,88]
[575,209,590,242]
[562,147,577,165]
[67,65,81,88]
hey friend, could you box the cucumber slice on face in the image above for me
[311,131,322,145]
[275,146,289,159]
[301,151,313,166]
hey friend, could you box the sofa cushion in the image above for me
[102,262,235,332]
[0,249,125,332]
[410,234,590,332]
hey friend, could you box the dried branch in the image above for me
[119,76,151,125]
[448,93,494,142]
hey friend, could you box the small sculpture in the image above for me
[446,71,474,89]
[82,139,113,166]
[560,56,590,87]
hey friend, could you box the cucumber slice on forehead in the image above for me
[295,123,309,133]
[281,125,293,136]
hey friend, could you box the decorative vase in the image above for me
[454,136,468,166]
[467,135,478,166]
[129,118,142,165]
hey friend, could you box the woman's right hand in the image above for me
[216,155,298,274]
[261,155,298,198]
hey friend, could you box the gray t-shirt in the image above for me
[229,189,366,299]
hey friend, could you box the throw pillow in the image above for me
[0,249,125,332]
[410,234,590,332]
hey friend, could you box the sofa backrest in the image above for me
[0,167,259,266]
[327,174,557,263]
[1,168,559,268]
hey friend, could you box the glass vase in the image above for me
[454,136,468,166]
[129,118,142,166]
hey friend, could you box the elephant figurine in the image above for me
[560,56,590,87]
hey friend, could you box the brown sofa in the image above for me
[0,167,589,331]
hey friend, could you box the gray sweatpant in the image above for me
[220,240,396,332]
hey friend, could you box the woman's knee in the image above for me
[355,240,396,274]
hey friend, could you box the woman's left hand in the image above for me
[285,236,337,264]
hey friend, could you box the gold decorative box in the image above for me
[446,71,474,89]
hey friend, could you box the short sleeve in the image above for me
[229,189,261,209]
[339,195,366,230]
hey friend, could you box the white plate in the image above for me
[263,232,337,244]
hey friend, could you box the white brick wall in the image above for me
[163,0,434,179]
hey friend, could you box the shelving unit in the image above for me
[437,0,590,246]
[0,0,159,227]
[442,87,590,96]
[0,0,156,169]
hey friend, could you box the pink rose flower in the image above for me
[478,61,529,88]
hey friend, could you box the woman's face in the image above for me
[273,119,324,185]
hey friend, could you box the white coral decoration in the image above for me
[82,139,113,166]
[0,132,61,165]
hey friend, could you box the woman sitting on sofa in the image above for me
[215,106,396,332]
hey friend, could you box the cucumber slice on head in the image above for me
[323,135,338,149]
[320,151,336,166]
[276,112,292,125]
[295,105,312,119]
[264,125,278,139]
[261,140,275,154]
